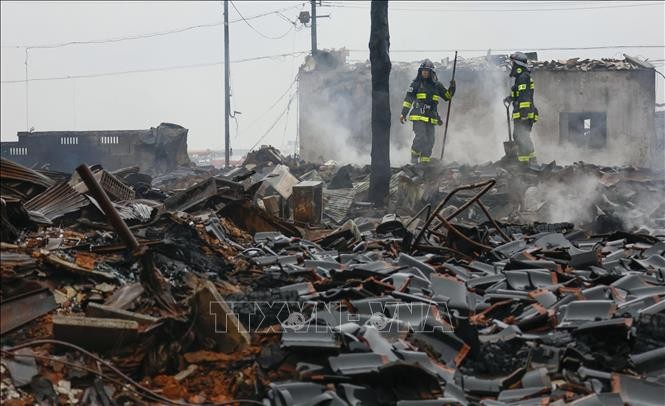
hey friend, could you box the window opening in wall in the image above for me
[9,147,28,155]
[560,112,607,149]
[60,136,79,145]
[100,136,119,144]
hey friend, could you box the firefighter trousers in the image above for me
[411,121,436,163]
[513,120,535,162]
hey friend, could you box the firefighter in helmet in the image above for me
[503,51,539,164]
[400,59,456,164]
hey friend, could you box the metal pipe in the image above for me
[412,179,495,250]
[439,50,458,160]
[477,200,512,242]
[437,215,493,251]
[75,164,139,250]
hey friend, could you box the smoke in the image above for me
[520,169,665,231]
[299,61,516,166]
[431,68,509,165]
[298,104,372,165]
[299,58,662,172]
[537,173,604,224]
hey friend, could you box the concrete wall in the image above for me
[532,69,656,167]
[299,62,657,167]
[0,122,190,175]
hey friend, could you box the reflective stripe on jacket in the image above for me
[401,78,451,125]
[510,68,539,123]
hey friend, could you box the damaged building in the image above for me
[299,51,660,167]
[0,122,191,175]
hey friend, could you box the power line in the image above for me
[347,45,665,53]
[249,91,297,152]
[0,52,308,84]
[377,1,604,6]
[0,3,306,49]
[328,1,615,6]
[1,21,223,50]
[242,74,300,133]
[323,1,662,12]
[229,1,294,40]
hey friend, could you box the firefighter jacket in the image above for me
[401,78,452,125]
[510,67,539,123]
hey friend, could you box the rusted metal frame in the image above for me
[412,180,496,252]
[476,200,512,242]
[405,204,432,228]
[443,179,496,222]
[428,228,447,240]
[425,197,510,244]
[438,214,493,251]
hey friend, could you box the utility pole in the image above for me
[368,0,391,207]
[310,0,317,56]
[224,0,231,168]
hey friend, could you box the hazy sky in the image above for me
[1,1,663,152]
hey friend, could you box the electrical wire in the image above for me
[0,52,308,84]
[230,1,294,40]
[241,74,300,133]
[1,350,175,405]
[3,21,224,50]
[249,91,297,152]
[325,0,621,6]
[346,45,665,54]
[322,1,662,12]
[1,340,265,406]
[0,3,306,49]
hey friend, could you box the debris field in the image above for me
[1,148,665,405]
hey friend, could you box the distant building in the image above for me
[1,122,191,175]
[298,51,659,167]
[188,148,250,168]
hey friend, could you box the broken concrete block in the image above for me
[85,303,159,327]
[192,280,250,353]
[52,315,138,351]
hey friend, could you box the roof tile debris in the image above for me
[1,146,664,404]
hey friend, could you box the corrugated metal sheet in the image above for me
[322,173,400,224]
[0,157,55,188]
[24,182,89,224]
[323,187,355,224]
[71,169,135,201]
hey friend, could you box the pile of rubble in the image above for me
[531,57,650,72]
[1,150,664,405]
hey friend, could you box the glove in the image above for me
[503,96,512,104]
[400,114,406,124]
[448,80,456,97]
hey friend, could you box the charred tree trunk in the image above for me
[368,0,391,207]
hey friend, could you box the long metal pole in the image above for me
[310,0,317,55]
[25,48,29,131]
[75,164,139,250]
[224,0,231,168]
[439,51,458,160]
